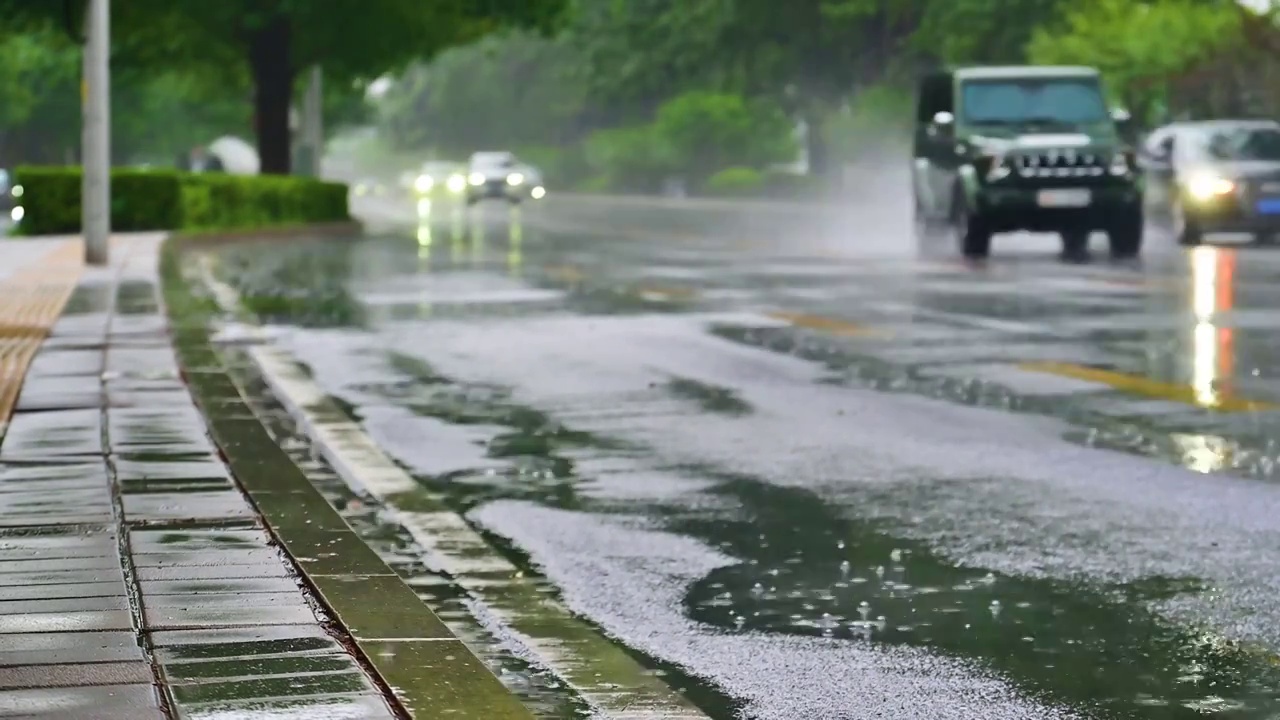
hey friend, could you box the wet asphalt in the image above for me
[205,186,1280,719]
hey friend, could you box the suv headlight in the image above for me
[10,184,22,198]
[446,174,466,192]
[507,173,524,186]
[414,175,433,192]
[468,173,485,186]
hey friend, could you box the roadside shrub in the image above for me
[704,167,765,196]
[582,125,675,193]
[11,166,350,236]
[652,91,797,185]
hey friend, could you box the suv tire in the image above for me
[1107,203,1144,259]
[951,186,991,259]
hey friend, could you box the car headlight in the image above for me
[414,175,433,192]
[507,173,524,186]
[530,186,546,199]
[11,206,23,221]
[10,184,22,198]
[468,173,485,186]
[1185,173,1235,200]
[447,174,466,192]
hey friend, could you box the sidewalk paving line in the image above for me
[164,244,535,719]
[194,255,713,719]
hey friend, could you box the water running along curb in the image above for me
[191,254,714,719]
[159,240,535,720]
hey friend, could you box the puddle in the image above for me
[664,377,752,416]
[677,475,1280,718]
[210,242,367,328]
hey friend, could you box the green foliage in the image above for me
[827,85,914,162]
[583,125,676,193]
[11,167,348,235]
[651,92,796,182]
[1026,0,1243,122]
[704,167,765,196]
[378,31,587,155]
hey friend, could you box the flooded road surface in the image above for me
[206,193,1280,719]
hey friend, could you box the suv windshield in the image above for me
[960,78,1107,127]
[1187,126,1280,162]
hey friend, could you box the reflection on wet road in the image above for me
[207,193,1280,718]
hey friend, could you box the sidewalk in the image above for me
[0,235,401,718]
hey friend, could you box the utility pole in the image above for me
[299,66,323,177]
[82,0,110,265]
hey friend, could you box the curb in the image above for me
[158,239,535,720]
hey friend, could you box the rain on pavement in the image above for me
[202,188,1280,719]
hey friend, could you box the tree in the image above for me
[1027,0,1243,122]
[377,30,586,155]
[0,0,568,174]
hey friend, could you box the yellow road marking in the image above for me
[1020,361,1275,413]
[544,264,584,283]
[0,240,84,429]
[767,311,888,338]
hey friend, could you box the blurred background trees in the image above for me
[0,0,1276,188]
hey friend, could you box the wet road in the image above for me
[207,190,1280,719]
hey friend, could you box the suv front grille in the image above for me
[1012,149,1107,178]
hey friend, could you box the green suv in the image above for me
[912,66,1143,260]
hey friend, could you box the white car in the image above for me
[465,151,546,204]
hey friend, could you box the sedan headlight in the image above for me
[11,206,23,221]
[468,173,485,186]
[446,174,466,192]
[507,173,524,186]
[1185,173,1235,200]
[414,175,433,192]
[530,186,546,199]
[10,184,22,198]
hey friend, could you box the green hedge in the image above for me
[11,166,350,236]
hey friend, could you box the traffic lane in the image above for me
[219,210,1280,717]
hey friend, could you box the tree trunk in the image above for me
[248,15,294,175]
[803,107,829,178]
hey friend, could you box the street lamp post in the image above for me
[82,0,110,265]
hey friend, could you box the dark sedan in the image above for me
[1140,119,1280,245]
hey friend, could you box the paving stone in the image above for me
[140,578,302,596]
[132,548,284,568]
[0,610,134,634]
[131,529,271,553]
[0,683,162,717]
[25,350,104,378]
[0,582,124,602]
[145,604,320,630]
[0,463,107,485]
[0,596,128,615]
[0,514,114,528]
[169,668,375,705]
[136,563,291,583]
[0,534,115,561]
[0,631,142,667]
[144,592,306,610]
[0,556,119,574]
[122,492,251,523]
[178,693,397,719]
[113,459,229,483]
[0,568,124,587]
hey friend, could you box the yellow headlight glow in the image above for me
[1185,173,1235,201]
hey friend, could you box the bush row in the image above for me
[12,167,350,236]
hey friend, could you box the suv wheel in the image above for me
[1107,203,1144,259]
[950,187,991,259]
